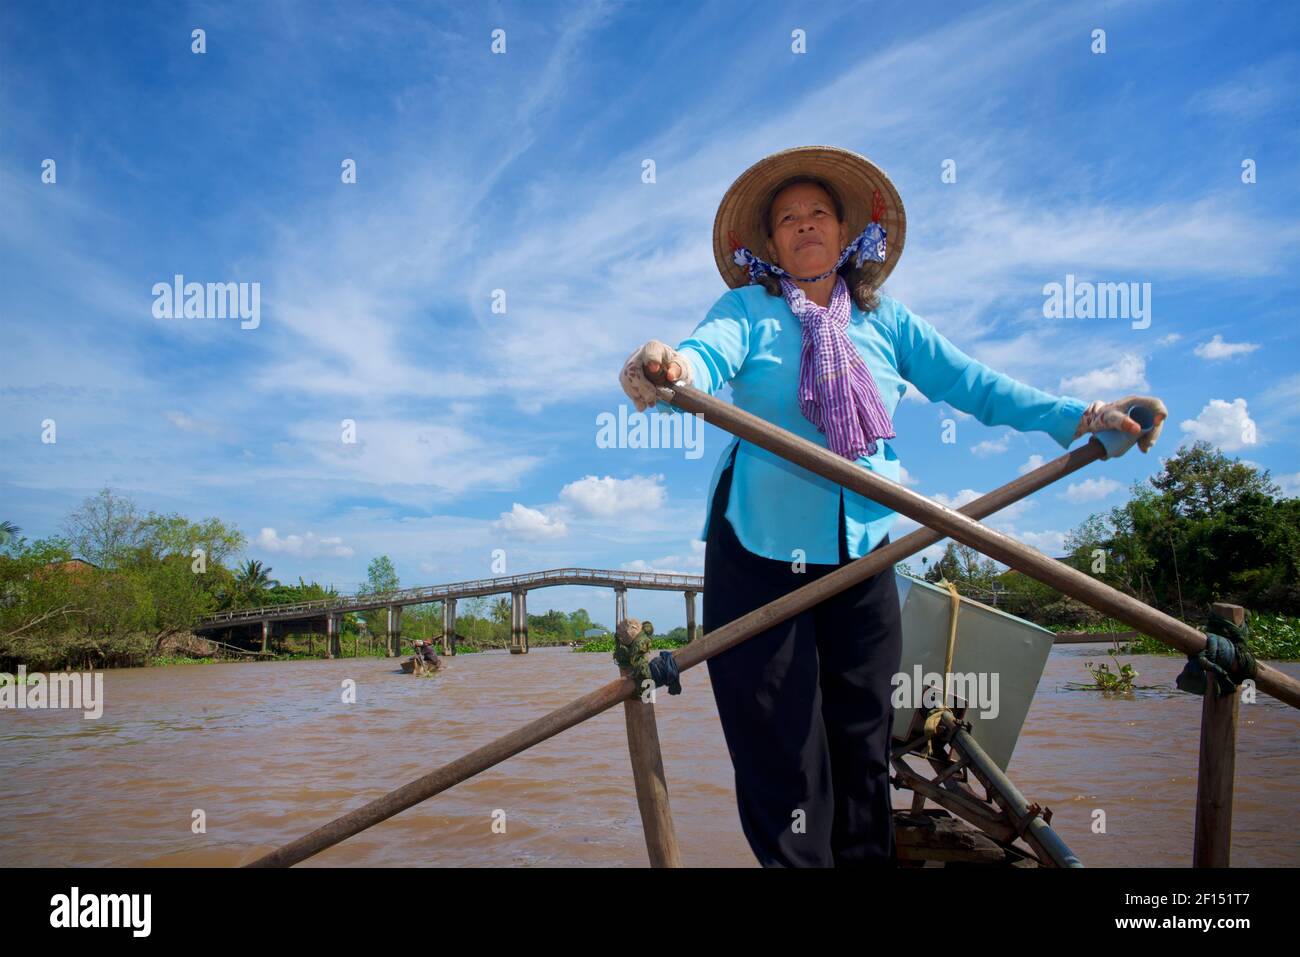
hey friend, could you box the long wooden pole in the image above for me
[656,383,1300,710]
[246,436,1109,867]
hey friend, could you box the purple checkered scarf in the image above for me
[779,274,896,459]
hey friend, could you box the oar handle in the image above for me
[653,380,1300,710]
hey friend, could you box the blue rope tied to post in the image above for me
[1175,611,1257,697]
[649,650,681,695]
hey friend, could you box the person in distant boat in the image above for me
[618,145,1168,869]
[418,640,440,665]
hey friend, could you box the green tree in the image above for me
[62,487,145,568]
[568,607,594,636]
[923,542,1000,590]
[1148,443,1281,518]
[0,537,80,659]
[136,513,245,568]
[1023,442,1300,622]
[360,556,400,596]
[490,597,511,626]
[234,559,279,604]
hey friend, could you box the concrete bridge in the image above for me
[193,566,704,658]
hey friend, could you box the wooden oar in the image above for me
[652,380,1300,710]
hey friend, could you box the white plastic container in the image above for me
[893,572,1054,771]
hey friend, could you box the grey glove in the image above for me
[619,339,693,412]
[1072,395,1168,452]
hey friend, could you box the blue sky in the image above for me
[2,0,1297,631]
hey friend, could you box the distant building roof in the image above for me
[48,557,99,569]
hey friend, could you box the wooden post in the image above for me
[512,587,522,655]
[261,619,271,655]
[614,587,627,633]
[509,592,521,654]
[386,606,403,658]
[1194,602,1243,867]
[442,598,456,656]
[326,613,341,659]
[619,663,683,867]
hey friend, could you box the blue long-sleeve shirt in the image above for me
[655,283,1089,563]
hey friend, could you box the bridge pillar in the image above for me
[326,612,341,659]
[386,605,403,658]
[261,619,272,654]
[510,590,529,654]
[684,590,697,643]
[614,587,628,634]
[442,598,456,656]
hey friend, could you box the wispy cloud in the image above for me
[1194,334,1259,360]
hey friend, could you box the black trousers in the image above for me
[703,448,903,867]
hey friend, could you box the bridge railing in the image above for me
[247,381,1299,869]
[198,567,704,626]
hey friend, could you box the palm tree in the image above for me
[235,559,279,604]
[0,521,19,547]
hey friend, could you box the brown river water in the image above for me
[1,643,1297,867]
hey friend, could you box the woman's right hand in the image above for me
[619,339,693,412]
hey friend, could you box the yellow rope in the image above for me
[922,578,962,757]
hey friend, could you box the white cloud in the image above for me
[621,540,706,575]
[1059,354,1148,396]
[1018,529,1067,555]
[1018,454,1045,475]
[1193,334,1259,360]
[1276,473,1300,498]
[164,410,230,439]
[1262,374,1300,407]
[923,489,1033,522]
[1156,333,1182,347]
[971,434,1011,457]
[1180,398,1258,452]
[1061,477,1122,504]
[1187,55,1297,121]
[559,474,667,517]
[898,464,920,487]
[285,417,542,500]
[494,503,568,540]
[932,489,982,510]
[256,527,354,558]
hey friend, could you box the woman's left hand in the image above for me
[1072,395,1168,452]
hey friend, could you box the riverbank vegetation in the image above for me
[0,492,634,670]
[893,443,1300,659]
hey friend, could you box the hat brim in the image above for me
[712,145,906,291]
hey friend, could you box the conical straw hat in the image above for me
[712,145,906,289]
